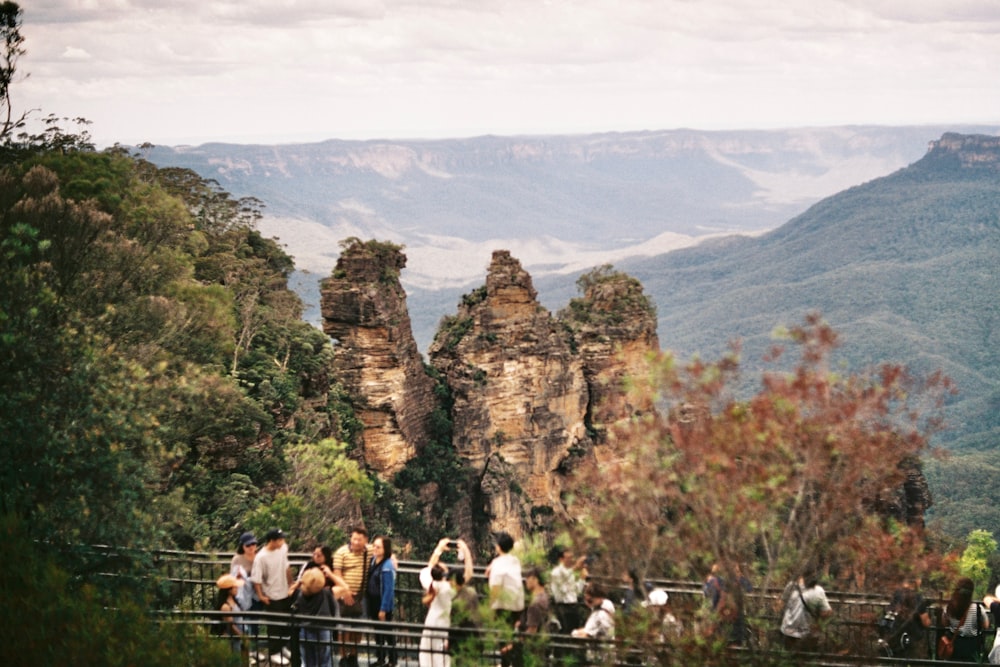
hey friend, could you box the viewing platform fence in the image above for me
[76,545,997,665]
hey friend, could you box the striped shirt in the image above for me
[333,543,372,596]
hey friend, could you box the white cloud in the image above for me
[60,46,91,60]
[17,0,1000,147]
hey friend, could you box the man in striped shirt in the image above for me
[333,526,372,667]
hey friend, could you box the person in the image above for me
[620,568,646,615]
[299,545,337,585]
[879,577,932,658]
[229,532,264,637]
[506,567,550,667]
[779,573,832,652]
[547,545,588,637]
[216,573,247,654]
[572,581,615,639]
[485,531,525,667]
[291,568,341,667]
[332,526,372,667]
[230,532,260,635]
[572,582,616,664]
[251,528,295,664]
[705,562,753,646]
[419,538,471,667]
[448,551,481,662]
[366,535,398,667]
[942,577,989,662]
[643,588,682,643]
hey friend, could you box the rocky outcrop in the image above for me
[925,133,1000,169]
[428,251,592,538]
[320,240,437,477]
[557,265,660,454]
[320,242,934,541]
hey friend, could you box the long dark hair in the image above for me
[373,535,393,563]
[304,545,334,570]
[947,577,975,620]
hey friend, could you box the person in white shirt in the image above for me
[548,546,588,635]
[485,531,524,667]
[251,528,295,663]
[573,582,615,640]
[780,574,833,652]
[572,582,616,664]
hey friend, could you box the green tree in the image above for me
[959,529,997,596]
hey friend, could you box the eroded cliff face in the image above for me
[428,251,591,538]
[928,133,1000,168]
[320,242,437,477]
[557,266,660,457]
[320,243,932,540]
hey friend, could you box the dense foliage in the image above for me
[562,316,956,660]
[0,135,368,556]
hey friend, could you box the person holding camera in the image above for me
[419,538,473,667]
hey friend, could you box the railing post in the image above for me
[290,612,301,667]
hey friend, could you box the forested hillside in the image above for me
[0,122,377,557]
[601,133,1000,538]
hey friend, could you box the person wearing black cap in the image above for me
[251,528,295,663]
[485,531,524,667]
[230,532,260,636]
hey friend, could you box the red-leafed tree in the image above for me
[563,314,954,660]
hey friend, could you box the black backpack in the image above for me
[878,605,921,656]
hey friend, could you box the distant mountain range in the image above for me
[147,126,1000,452]
[146,124,999,340]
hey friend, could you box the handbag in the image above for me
[938,633,954,660]
[939,602,977,660]
[338,549,369,618]
[340,596,364,618]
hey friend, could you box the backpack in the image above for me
[878,603,921,656]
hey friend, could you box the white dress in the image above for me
[419,566,457,667]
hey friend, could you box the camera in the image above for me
[446,540,459,549]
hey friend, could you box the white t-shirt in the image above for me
[582,598,616,639]
[780,583,831,639]
[250,542,290,601]
[488,552,525,611]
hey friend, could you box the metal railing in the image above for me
[75,545,997,665]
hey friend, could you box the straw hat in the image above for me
[216,574,245,589]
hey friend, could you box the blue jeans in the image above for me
[300,627,332,667]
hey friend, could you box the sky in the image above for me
[18,0,1000,148]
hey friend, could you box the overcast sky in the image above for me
[19,0,1000,147]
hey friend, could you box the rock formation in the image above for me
[320,243,932,542]
[927,132,1000,168]
[557,265,660,455]
[428,251,591,538]
[320,240,437,476]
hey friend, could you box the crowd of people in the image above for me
[213,528,1000,666]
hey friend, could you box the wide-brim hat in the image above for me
[217,574,245,589]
